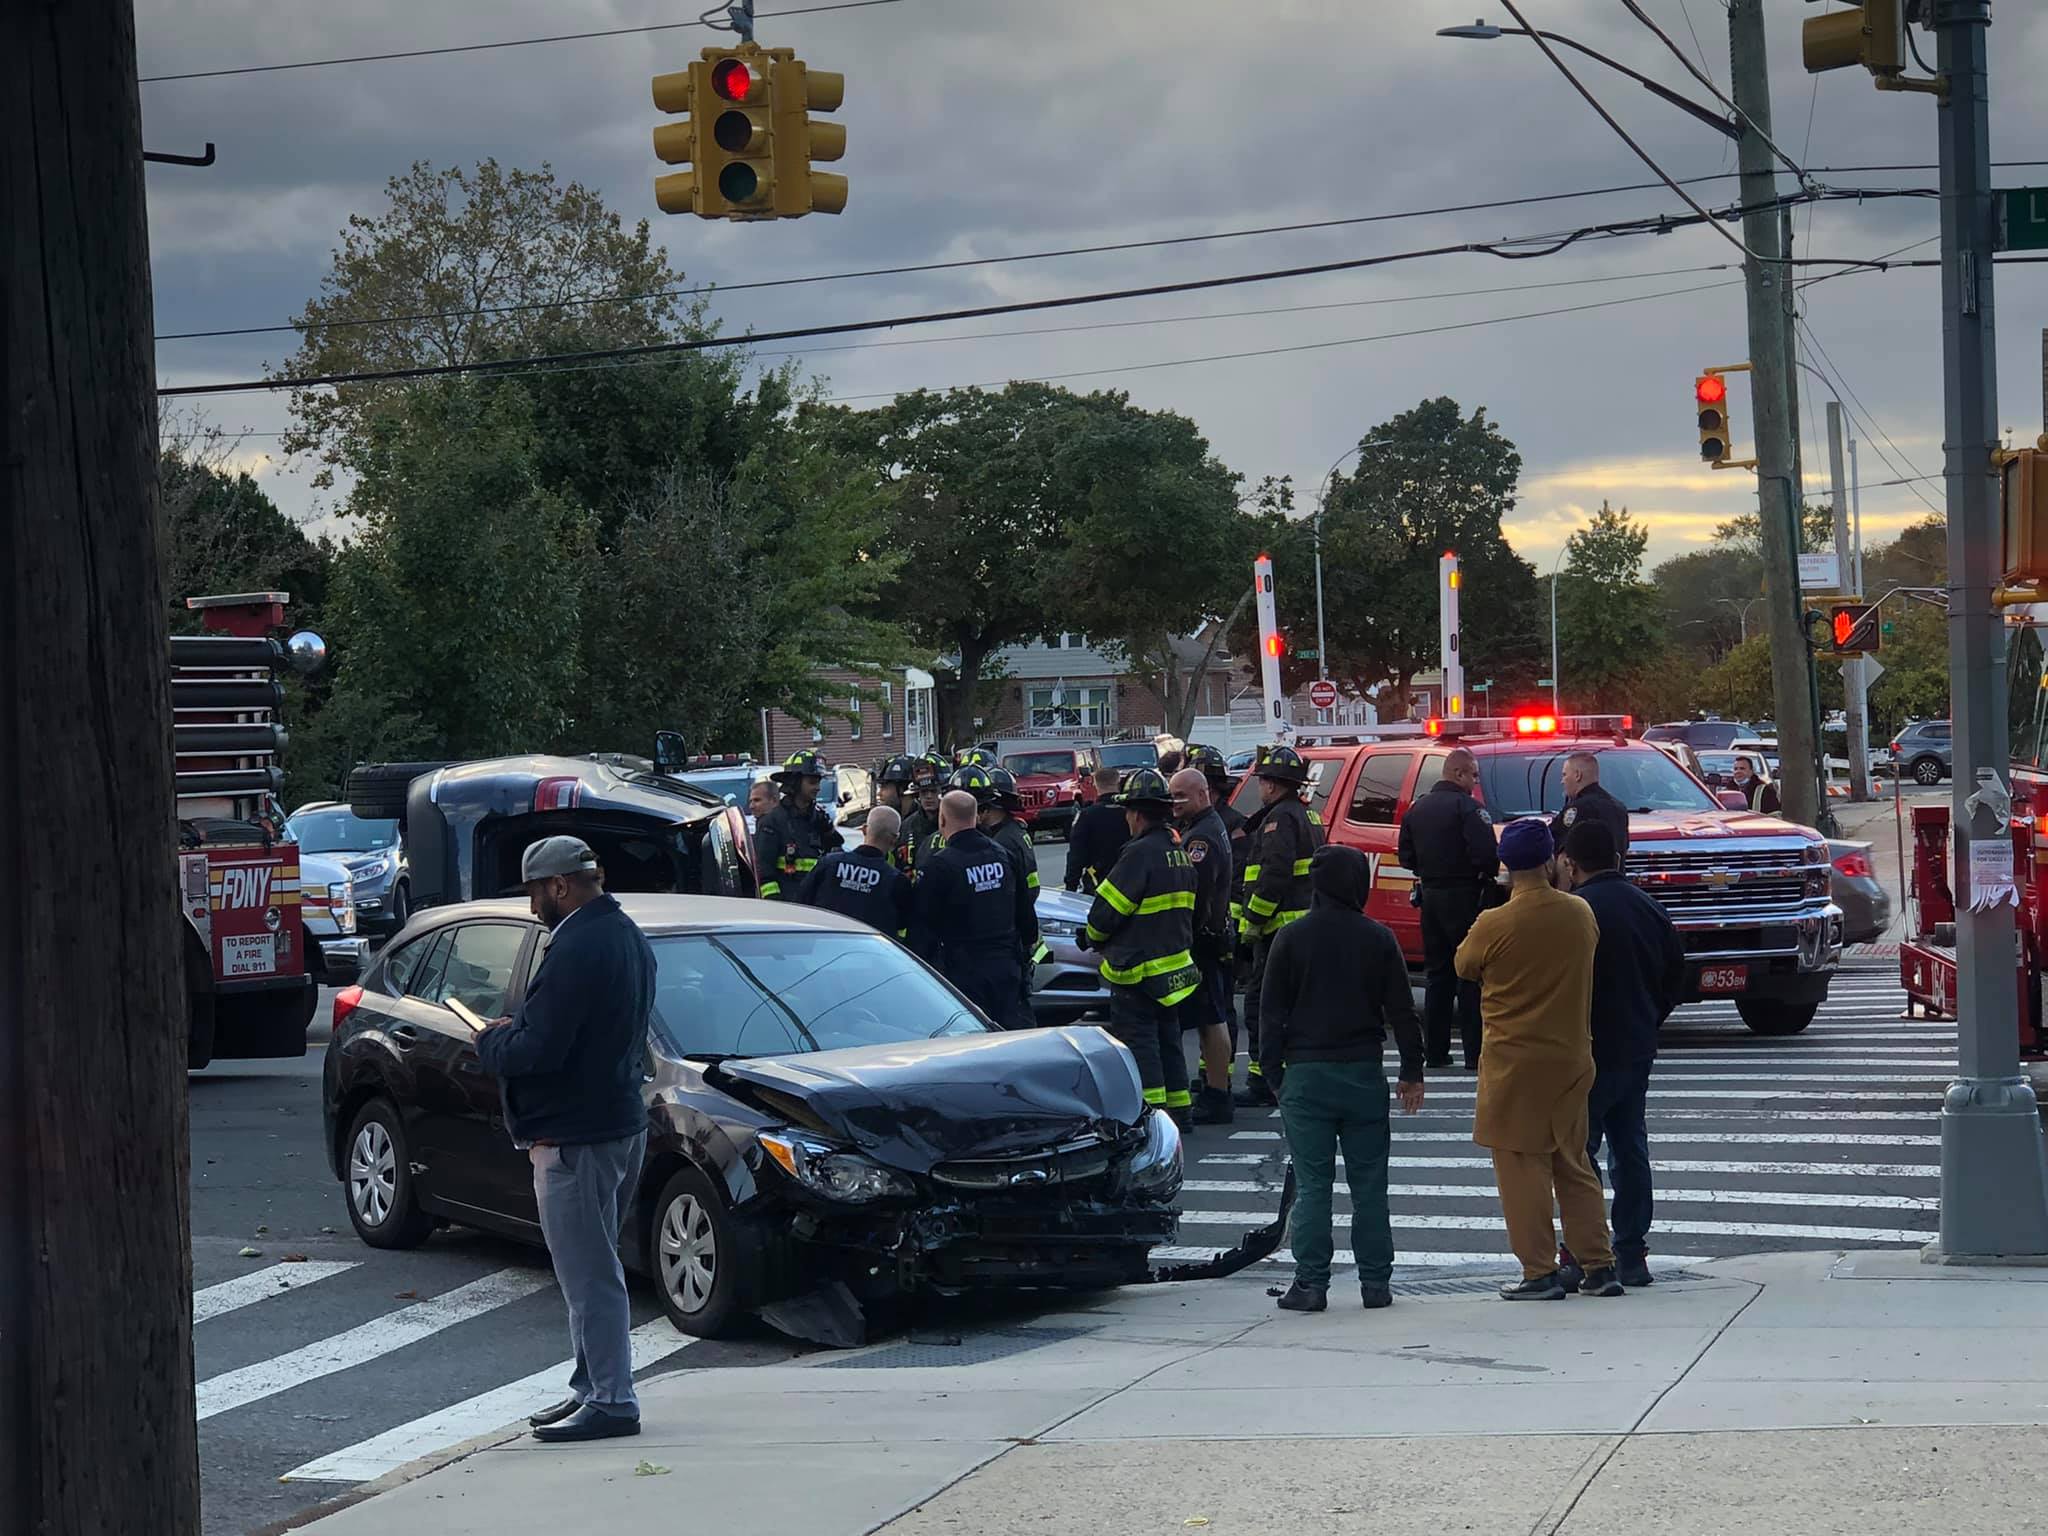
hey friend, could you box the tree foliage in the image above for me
[1555,501,1664,710]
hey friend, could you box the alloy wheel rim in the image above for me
[349,1121,396,1226]
[658,1194,716,1314]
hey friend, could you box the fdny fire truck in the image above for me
[176,592,327,1068]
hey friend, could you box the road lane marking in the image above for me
[1176,1209,1930,1243]
[193,1262,359,1324]
[1181,1180,1937,1212]
[197,1270,552,1422]
[1228,1130,1938,1145]
[280,1320,695,1482]
[1198,1154,1939,1179]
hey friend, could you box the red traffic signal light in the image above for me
[1264,633,1286,659]
[1695,374,1727,406]
[711,57,754,100]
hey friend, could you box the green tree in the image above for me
[809,383,1251,737]
[1652,543,1765,661]
[1696,633,1844,723]
[1263,399,1544,713]
[1555,501,1664,710]
[160,436,330,625]
[1710,501,1837,558]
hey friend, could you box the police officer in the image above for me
[912,789,1035,1024]
[754,750,839,902]
[1235,744,1321,1107]
[1553,751,1632,859]
[1170,768,1237,1126]
[1397,746,1498,1069]
[900,750,949,878]
[1081,768,1202,1123]
[954,762,1041,1027]
[797,804,913,937]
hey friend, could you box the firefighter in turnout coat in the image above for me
[754,750,839,902]
[1235,744,1322,1107]
[1082,768,1202,1121]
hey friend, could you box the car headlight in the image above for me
[1803,841,1831,897]
[1127,1108,1183,1200]
[346,854,392,879]
[1039,917,1080,939]
[757,1131,915,1202]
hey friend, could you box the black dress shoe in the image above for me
[1275,1281,1327,1312]
[1360,1284,1393,1310]
[1424,1056,1453,1070]
[1617,1256,1655,1288]
[528,1397,581,1428]
[1499,1273,1568,1301]
[531,1404,641,1443]
[1190,1087,1236,1126]
[1577,1266,1626,1297]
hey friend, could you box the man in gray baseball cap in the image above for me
[476,835,656,1441]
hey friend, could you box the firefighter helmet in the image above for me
[774,749,827,783]
[953,745,997,771]
[1253,744,1309,786]
[914,749,948,788]
[1184,742,1231,782]
[949,762,997,804]
[1117,766,1175,811]
[987,765,1026,813]
[876,754,917,788]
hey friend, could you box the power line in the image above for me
[1618,0,1811,182]
[138,0,907,83]
[1795,316,1946,519]
[153,181,1929,346]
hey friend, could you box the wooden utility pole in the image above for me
[2,0,201,1529]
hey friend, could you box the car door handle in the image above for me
[389,1024,421,1046]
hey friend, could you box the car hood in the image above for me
[712,1026,1145,1171]
[1036,887,1090,922]
[1621,809,1823,842]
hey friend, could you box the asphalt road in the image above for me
[189,829,1934,1534]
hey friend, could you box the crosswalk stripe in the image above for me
[1198,1154,1940,1179]
[193,1262,359,1324]
[1175,1208,1930,1244]
[1228,1129,1938,1145]
[1180,1180,1936,1212]
[196,1269,553,1422]
[280,1319,695,1483]
[1155,1246,1707,1270]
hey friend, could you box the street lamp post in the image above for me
[1310,437,1399,684]
[1548,543,1568,713]
[1436,21,1739,139]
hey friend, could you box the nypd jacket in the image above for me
[1398,780,1500,887]
[1085,823,1201,1007]
[476,893,654,1147]
[796,844,913,937]
[911,827,1032,965]
[754,797,839,901]
[1241,796,1320,939]
[1552,782,1632,858]
[1177,804,1235,961]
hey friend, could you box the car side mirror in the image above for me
[1718,790,1749,811]
[653,730,688,775]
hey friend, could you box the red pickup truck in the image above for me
[1228,718,1843,1036]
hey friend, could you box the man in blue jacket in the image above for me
[477,836,655,1443]
[1557,820,1684,1290]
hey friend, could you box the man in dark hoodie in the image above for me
[1259,845,1427,1314]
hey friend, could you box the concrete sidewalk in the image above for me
[300,1250,2048,1536]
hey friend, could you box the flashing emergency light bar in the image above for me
[1421,713,1633,739]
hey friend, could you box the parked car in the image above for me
[298,852,368,985]
[289,801,411,933]
[1643,719,1757,753]
[1094,741,1161,777]
[1889,719,1953,786]
[1827,840,1892,945]
[1001,745,1100,838]
[322,895,1182,1340]
[1031,887,1112,1021]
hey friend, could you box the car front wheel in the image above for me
[344,1099,436,1249]
[1736,999,1818,1036]
[1910,757,1945,786]
[652,1167,755,1338]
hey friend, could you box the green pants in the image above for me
[1279,1061,1393,1289]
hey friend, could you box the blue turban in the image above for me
[1498,817,1554,872]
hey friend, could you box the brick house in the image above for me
[759,666,938,766]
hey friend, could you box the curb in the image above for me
[245,1421,531,1534]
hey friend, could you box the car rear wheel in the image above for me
[344,1099,435,1249]
[387,879,411,930]
[652,1167,756,1338]
[1909,756,1944,786]
[1736,999,1818,1036]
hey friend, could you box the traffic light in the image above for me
[1802,0,1907,78]
[1696,373,1731,465]
[1264,632,1288,660]
[1821,600,1881,658]
[769,57,847,217]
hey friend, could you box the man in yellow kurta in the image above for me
[1454,818,1622,1301]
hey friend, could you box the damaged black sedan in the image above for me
[321,895,1185,1341]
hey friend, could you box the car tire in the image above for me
[1910,756,1945,787]
[387,879,411,931]
[343,1099,436,1249]
[651,1166,757,1338]
[1735,999,1818,1036]
[346,761,452,821]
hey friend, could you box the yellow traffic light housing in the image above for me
[653,45,844,219]
[1696,373,1731,466]
[1802,0,1907,77]
[2000,441,2048,587]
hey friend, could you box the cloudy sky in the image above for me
[139,0,2048,576]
